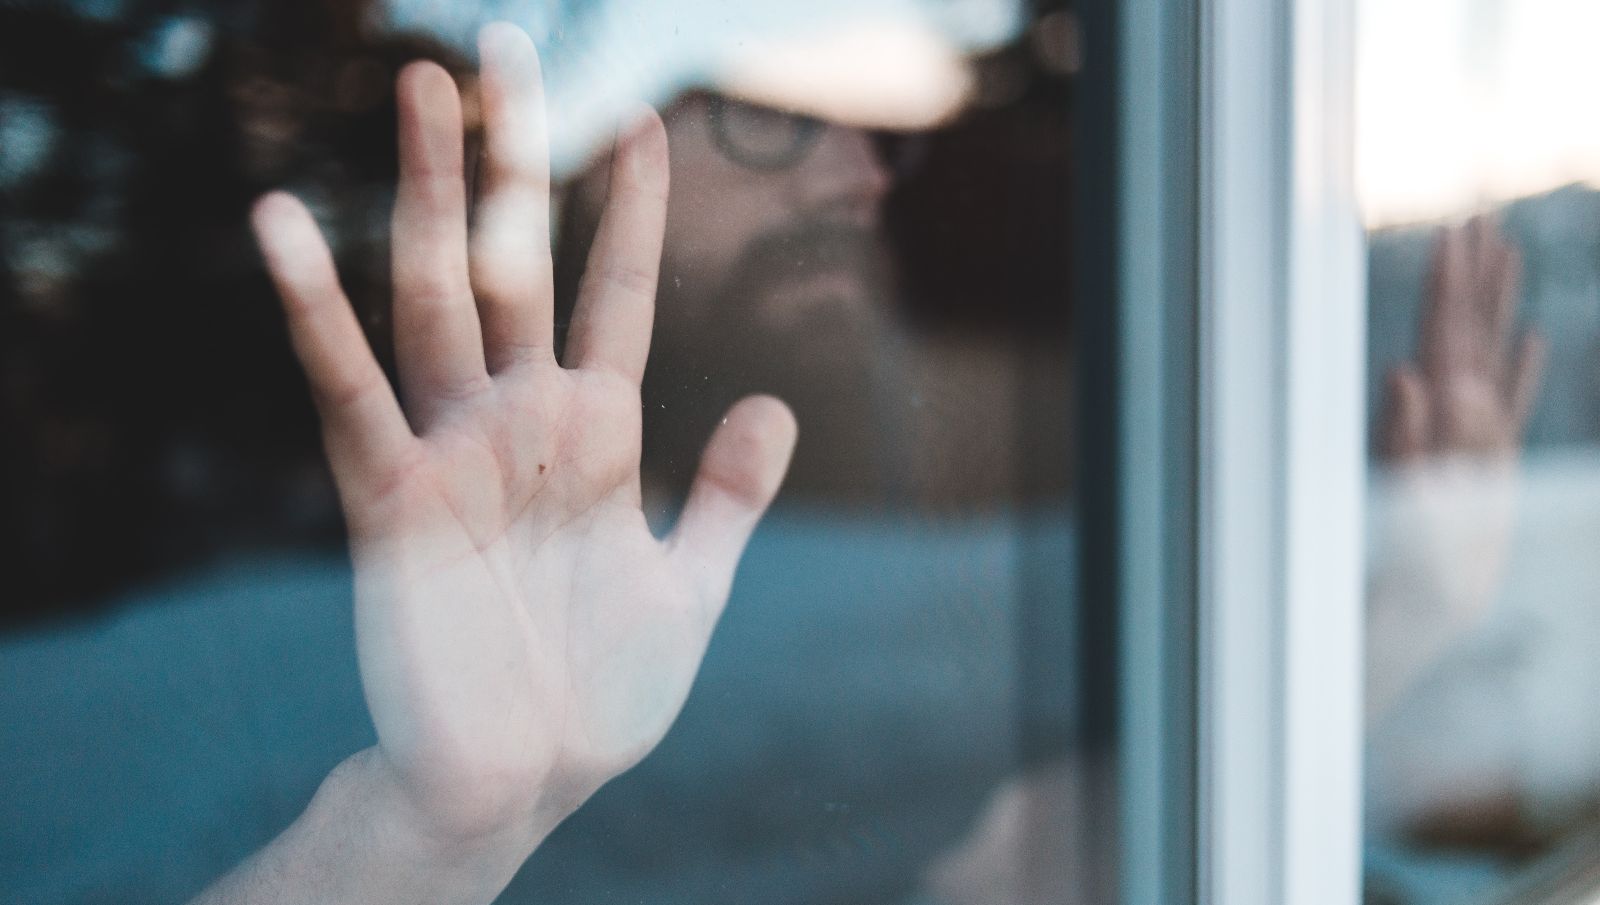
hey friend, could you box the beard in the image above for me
[642,219,912,501]
[659,219,898,395]
[714,221,892,328]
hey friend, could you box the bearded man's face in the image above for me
[650,93,898,399]
[556,92,903,499]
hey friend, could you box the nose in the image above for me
[789,124,892,224]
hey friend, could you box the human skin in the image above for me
[606,93,900,502]
[1367,214,1545,720]
[566,92,898,406]
[192,22,796,905]
[653,93,892,327]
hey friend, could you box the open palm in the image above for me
[249,24,795,841]
[1378,214,1544,621]
[1368,215,1544,716]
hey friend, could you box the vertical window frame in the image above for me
[1078,0,1361,897]
[1194,0,1365,902]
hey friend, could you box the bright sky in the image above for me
[380,0,1022,176]
[1357,0,1600,226]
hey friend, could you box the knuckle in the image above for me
[359,446,429,509]
[398,269,467,314]
[431,371,495,403]
[583,262,657,301]
[315,371,387,416]
[409,169,465,203]
[469,250,542,300]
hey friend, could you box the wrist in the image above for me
[195,747,561,905]
[316,748,556,898]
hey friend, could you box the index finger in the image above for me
[563,107,670,384]
[251,192,416,496]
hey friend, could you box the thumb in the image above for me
[665,395,798,621]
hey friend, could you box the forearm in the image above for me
[191,748,550,905]
[1364,565,1492,721]
[1364,464,1516,721]
[1366,579,1448,720]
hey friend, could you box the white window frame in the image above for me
[1196,0,1365,902]
[1110,0,1365,901]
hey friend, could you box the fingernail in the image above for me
[480,22,531,78]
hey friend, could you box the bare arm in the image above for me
[193,23,795,904]
[191,750,542,905]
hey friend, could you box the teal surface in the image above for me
[0,508,1076,905]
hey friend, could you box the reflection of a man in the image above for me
[559,90,907,505]
[502,84,1080,904]
[1364,199,1600,904]
[0,9,1082,905]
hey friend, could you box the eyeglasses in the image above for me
[705,94,824,171]
[704,94,927,176]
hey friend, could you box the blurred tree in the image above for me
[0,0,463,626]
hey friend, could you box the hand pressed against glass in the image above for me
[247,19,795,863]
[1368,215,1545,718]
[1382,215,1544,463]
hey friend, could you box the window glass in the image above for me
[1361,1,1600,902]
[0,2,1100,903]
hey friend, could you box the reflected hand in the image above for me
[250,23,795,846]
[1383,214,1543,464]
[1369,215,1543,714]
